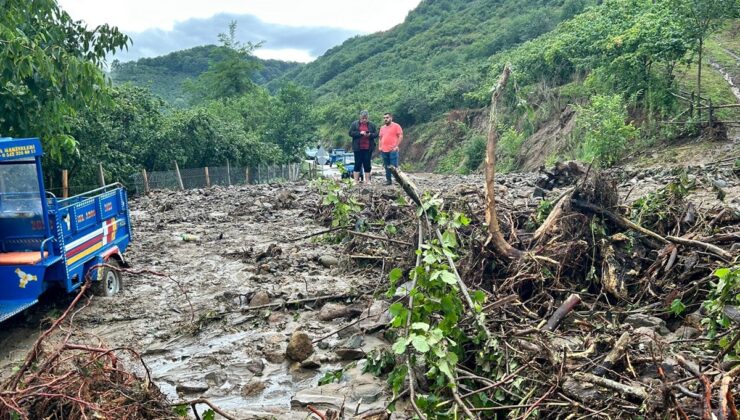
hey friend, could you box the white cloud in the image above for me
[254,48,315,63]
[58,0,420,33]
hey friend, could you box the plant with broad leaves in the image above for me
[702,266,740,361]
[315,177,361,231]
[381,194,498,416]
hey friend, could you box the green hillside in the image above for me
[273,0,738,172]
[272,0,584,143]
[110,45,302,106]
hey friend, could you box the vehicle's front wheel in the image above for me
[93,259,122,297]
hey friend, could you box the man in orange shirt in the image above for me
[378,113,403,185]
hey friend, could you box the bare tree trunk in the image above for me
[697,38,703,121]
[485,65,523,260]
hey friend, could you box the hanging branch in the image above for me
[485,64,523,260]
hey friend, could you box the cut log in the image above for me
[544,293,581,332]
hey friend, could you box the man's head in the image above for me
[383,113,393,125]
[359,110,369,122]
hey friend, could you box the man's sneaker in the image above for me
[385,180,392,186]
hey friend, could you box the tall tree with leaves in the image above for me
[184,21,263,103]
[670,0,740,111]
[267,83,316,161]
[0,0,130,159]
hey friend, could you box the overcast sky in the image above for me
[58,0,422,63]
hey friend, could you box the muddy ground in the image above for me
[0,156,738,418]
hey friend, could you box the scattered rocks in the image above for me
[286,331,314,362]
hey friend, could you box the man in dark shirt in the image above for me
[348,110,378,183]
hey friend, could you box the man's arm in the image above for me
[396,126,403,150]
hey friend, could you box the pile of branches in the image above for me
[311,67,739,419]
[0,281,173,419]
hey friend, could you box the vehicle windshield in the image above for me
[0,162,43,217]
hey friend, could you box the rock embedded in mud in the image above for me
[672,326,700,340]
[335,348,366,360]
[318,303,350,321]
[319,255,339,268]
[205,371,227,387]
[300,354,322,369]
[241,380,266,397]
[286,331,314,362]
[245,359,265,376]
[250,290,271,307]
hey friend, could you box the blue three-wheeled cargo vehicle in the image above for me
[0,137,132,322]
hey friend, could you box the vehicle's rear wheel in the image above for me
[93,259,122,297]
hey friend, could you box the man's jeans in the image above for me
[381,150,399,182]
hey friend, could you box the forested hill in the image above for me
[110,45,302,106]
[271,0,583,141]
[274,0,738,172]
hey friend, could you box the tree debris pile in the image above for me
[0,284,173,420]
[315,164,739,418]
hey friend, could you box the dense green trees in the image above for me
[6,0,740,187]
[0,0,129,158]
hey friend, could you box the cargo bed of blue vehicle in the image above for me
[0,299,38,322]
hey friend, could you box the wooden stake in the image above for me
[205,167,211,188]
[174,161,184,190]
[141,169,150,195]
[62,170,69,198]
[97,163,106,187]
[226,160,231,186]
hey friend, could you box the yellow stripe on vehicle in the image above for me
[66,242,103,266]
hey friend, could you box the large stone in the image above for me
[246,359,265,376]
[623,313,670,335]
[673,326,700,340]
[319,255,339,268]
[204,371,227,387]
[360,300,392,332]
[300,355,322,369]
[319,303,350,321]
[286,331,314,362]
[250,290,271,307]
[241,380,266,397]
[335,347,366,360]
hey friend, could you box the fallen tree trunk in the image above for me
[572,200,732,261]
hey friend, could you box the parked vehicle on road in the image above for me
[0,137,132,323]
